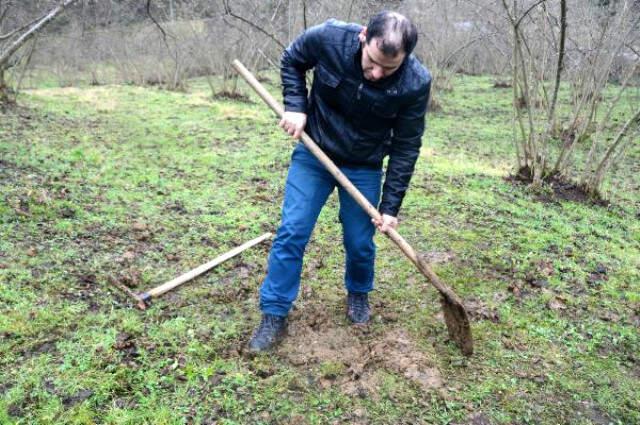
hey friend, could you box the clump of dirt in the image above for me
[574,401,615,425]
[213,90,253,103]
[547,177,599,204]
[206,264,258,304]
[421,250,456,264]
[20,339,58,360]
[451,412,493,425]
[62,389,94,408]
[114,332,140,366]
[370,329,444,390]
[164,200,188,214]
[465,298,500,323]
[108,268,143,289]
[277,303,443,398]
[280,315,364,368]
[493,80,512,88]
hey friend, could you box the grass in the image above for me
[0,73,638,424]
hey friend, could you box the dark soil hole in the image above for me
[0,382,13,396]
[0,92,17,111]
[7,403,24,417]
[20,339,58,359]
[62,389,94,408]
[164,200,188,214]
[506,166,608,206]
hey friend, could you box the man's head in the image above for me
[358,11,418,82]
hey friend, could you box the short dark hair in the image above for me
[365,11,418,57]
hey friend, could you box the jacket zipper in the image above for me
[357,82,363,100]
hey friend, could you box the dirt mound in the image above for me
[212,90,253,103]
[506,166,608,205]
[277,302,443,398]
[370,329,444,391]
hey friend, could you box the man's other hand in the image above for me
[279,112,307,139]
[372,214,398,233]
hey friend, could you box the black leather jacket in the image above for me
[281,19,431,217]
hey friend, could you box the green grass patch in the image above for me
[0,74,638,424]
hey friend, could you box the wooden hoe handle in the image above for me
[231,60,465,307]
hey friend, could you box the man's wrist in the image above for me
[379,206,399,217]
[283,103,307,114]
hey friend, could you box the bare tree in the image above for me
[500,0,565,184]
[0,0,80,103]
[500,0,639,198]
[559,1,640,196]
[4,0,635,200]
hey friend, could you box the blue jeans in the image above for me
[260,143,383,317]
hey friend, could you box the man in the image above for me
[249,11,431,352]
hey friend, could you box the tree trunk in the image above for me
[547,0,566,129]
[586,106,640,195]
[0,67,8,104]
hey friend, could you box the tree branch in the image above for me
[515,0,548,29]
[590,105,640,187]
[222,0,285,50]
[0,1,14,30]
[146,0,180,88]
[0,0,79,69]
[146,0,173,42]
[0,10,50,42]
[547,0,566,124]
[347,0,357,22]
[625,43,640,58]
[439,31,499,69]
[302,0,307,31]
[13,34,37,102]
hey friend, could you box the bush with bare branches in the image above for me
[497,0,639,199]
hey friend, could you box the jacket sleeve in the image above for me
[378,78,431,217]
[281,24,324,113]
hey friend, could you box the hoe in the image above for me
[110,232,272,310]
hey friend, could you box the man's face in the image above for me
[360,35,406,82]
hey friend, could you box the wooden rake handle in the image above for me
[232,60,464,306]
